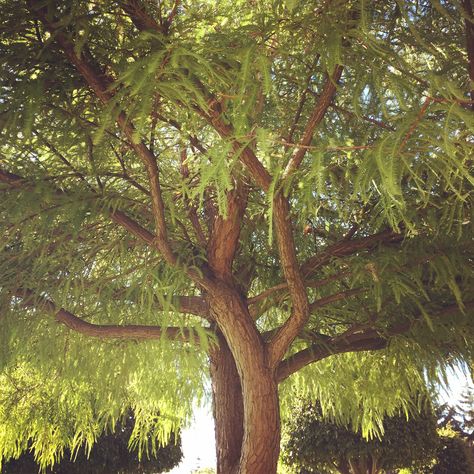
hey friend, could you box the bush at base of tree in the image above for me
[1,411,182,474]
[282,401,439,474]
[425,429,474,474]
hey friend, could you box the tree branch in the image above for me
[267,193,309,367]
[276,301,474,382]
[31,3,177,267]
[13,288,206,344]
[461,0,474,106]
[207,181,248,280]
[309,288,364,313]
[301,229,403,277]
[247,271,350,306]
[120,0,163,32]
[0,168,158,248]
[202,103,272,191]
[283,65,343,178]
[119,1,273,192]
[179,149,207,247]
[285,57,319,146]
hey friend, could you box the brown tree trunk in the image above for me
[210,333,244,474]
[239,372,280,473]
[208,284,281,474]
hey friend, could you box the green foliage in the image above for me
[282,400,439,474]
[0,361,191,471]
[2,410,182,474]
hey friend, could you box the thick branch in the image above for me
[203,104,272,191]
[267,193,309,366]
[283,66,343,178]
[276,301,474,382]
[13,289,204,344]
[121,0,162,32]
[207,181,248,280]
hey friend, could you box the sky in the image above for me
[168,367,473,473]
[168,403,216,474]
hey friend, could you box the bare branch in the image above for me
[248,271,350,306]
[309,288,364,313]
[111,145,151,196]
[285,58,319,146]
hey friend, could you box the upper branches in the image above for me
[283,65,343,178]
[29,3,180,274]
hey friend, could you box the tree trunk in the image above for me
[239,372,280,473]
[208,284,281,474]
[210,333,244,474]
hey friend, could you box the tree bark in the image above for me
[208,284,281,474]
[210,334,244,474]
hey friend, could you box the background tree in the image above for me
[0,1,473,473]
[282,401,439,474]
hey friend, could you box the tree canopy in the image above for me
[0,1,473,472]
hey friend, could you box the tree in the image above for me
[282,401,439,474]
[0,1,473,473]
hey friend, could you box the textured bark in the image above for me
[239,374,280,473]
[210,335,244,474]
[208,284,281,474]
